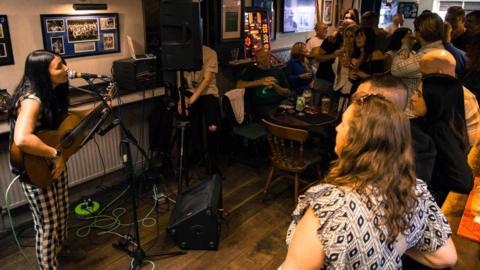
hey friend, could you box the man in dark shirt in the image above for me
[312,20,349,107]
[354,74,437,184]
[466,11,480,35]
[443,22,467,79]
[236,48,290,120]
[361,11,390,53]
[445,6,469,51]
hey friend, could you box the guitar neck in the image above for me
[63,103,109,143]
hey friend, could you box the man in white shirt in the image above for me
[306,22,327,73]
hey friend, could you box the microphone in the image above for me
[68,70,112,81]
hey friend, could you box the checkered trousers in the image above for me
[21,171,69,270]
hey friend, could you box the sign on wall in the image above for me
[0,15,14,66]
[40,13,120,58]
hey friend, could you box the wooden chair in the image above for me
[262,119,323,204]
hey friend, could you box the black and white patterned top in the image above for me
[286,179,451,269]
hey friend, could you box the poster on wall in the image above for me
[379,0,399,29]
[0,15,14,66]
[283,0,316,33]
[221,0,242,40]
[40,13,120,58]
[322,0,332,25]
[398,2,418,19]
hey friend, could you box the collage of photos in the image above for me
[40,13,119,58]
[0,15,14,65]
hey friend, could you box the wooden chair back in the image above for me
[262,119,309,171]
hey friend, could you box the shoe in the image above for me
[58,244,87,262]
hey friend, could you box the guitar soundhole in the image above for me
[62,132,73,148]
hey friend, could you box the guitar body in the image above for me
[10,113,86,188]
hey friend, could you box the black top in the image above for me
[350,59,385,93]
[316,35,342,82]
[427,122,473,203]
[452,31,470,51]
[9,85,69,175]
[410,118,436,185]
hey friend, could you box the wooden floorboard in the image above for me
[0,161,294,270]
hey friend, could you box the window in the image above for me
[433,0,480,19]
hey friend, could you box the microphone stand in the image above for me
[82,78,186,269]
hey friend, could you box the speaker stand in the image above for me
[175,71,191,194]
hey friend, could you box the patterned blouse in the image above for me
[286,179,451,269]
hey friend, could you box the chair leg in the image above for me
[294,173,299,205]
[264,166,275,195]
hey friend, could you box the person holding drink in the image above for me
[348,27,385,93]
[236,48,290,120]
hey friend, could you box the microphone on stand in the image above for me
[68,70,112,81]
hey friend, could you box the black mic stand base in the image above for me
[113,242,186,269]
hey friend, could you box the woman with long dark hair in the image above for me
[349,27,385,93]
[281,94,457,269]
[9,50,83,269]
[411,74,473,203]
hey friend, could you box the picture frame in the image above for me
[50,36,65,55]
[0,15,14,66]
[322,0,333,25]
[398,2,418,19]
[40,13,120,58]
[221,0,242,41]
[282,0,317,33]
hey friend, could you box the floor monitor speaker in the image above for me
[159,0,203,71]
[167,174,222,250]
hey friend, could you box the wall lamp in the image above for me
[73,3,108,10]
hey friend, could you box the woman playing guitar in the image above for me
[8,50,106,269]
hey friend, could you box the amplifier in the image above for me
[112,58,160,93]
[167,174,222,250]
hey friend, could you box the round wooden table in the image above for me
[266,107,338,131]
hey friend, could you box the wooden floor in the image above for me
[0,160,300,270]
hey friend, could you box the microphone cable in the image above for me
[4,175,39,270]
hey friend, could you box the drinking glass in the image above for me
[230,48,240,62]
[302,89,312,108]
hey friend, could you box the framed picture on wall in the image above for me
[40,13,120,58]
[398,2,418,19]
[221,0,242,41]
[0,15,14,66]
[282,0,316,33]
[322,0,333,24]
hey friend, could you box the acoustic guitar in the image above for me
[10,86,114,188]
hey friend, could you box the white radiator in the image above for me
[1,111,151,209]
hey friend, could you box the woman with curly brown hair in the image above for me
[280,95,457,269]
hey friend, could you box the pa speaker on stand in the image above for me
[159,0,203,71]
